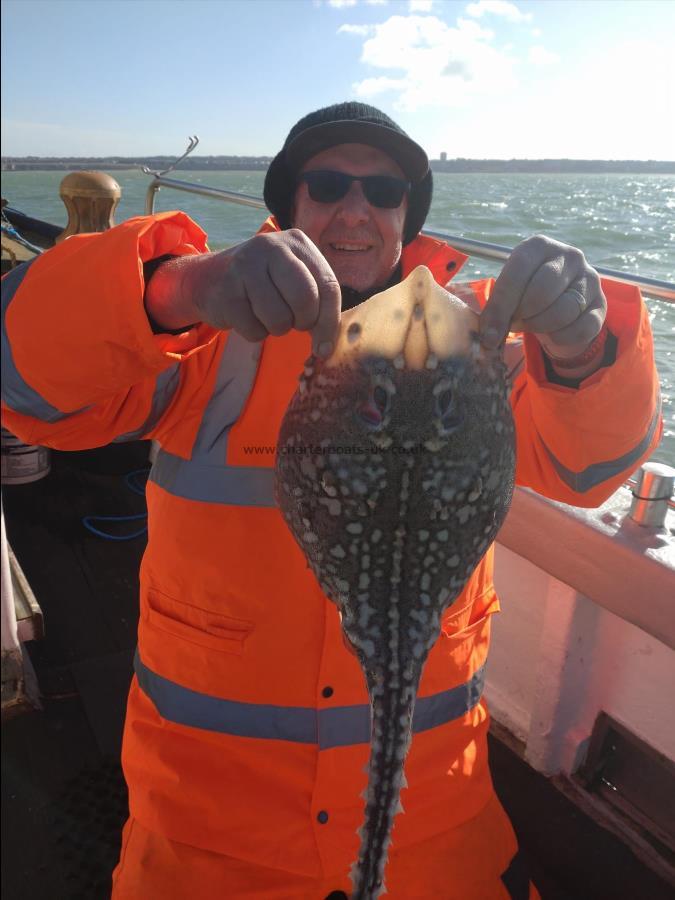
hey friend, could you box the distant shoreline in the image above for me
[2,156,674,174]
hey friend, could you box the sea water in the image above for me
[2,169,673,466]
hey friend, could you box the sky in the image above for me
[2,0,675,160]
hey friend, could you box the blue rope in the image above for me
[82,513,148,541]
[1,220,45,256]
[82,467,150,541]
[125,468,151,496]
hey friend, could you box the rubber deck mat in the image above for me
[46,759,127,899]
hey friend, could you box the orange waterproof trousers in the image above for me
[111,794,540,899]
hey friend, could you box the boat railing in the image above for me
[144,174,675,303]
[143,173,675,525]
[142,174,675,654]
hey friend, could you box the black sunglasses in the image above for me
[298,170,410,209]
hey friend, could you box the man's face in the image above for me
[291,143,408,294]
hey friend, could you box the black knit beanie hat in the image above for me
[264,102,433,246]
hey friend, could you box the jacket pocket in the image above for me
[144,587,253,656]
[422,590,499,696]
[441,586,499,637]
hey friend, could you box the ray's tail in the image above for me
[350,671,421,899]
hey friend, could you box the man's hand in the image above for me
[479,235,607,362]
[145,230,342,358]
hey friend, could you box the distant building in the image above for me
[440,152,447,162]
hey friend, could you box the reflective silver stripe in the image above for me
[191,331,262,463]
[1,259,73,422]
[134,650,485,748]
[149,447,277,506]
[414,665,485,733]
[318,666,486,748]
[114,364,181,442]
[147,330,275,505]
[542,393,662,493]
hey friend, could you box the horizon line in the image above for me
[2,155,675,164]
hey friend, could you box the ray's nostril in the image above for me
[358,383,389,428]
[373,385,389,413]
[437,387,464,433]
[437,389,453,415]
[358,403,383,428]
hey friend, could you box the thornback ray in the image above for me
[274,265,516,898]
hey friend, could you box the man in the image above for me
[1,103,661,899]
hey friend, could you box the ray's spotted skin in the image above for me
[274,266,516,899]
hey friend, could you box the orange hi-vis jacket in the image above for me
[1,212,662,882]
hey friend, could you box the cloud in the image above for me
[465,1,532,23]
[531,27,542,38]
[409,0,433,11]
[328,0,357,8]
[365,0,389,5]
[339,23,374,36]
[503,37,675,159]
[528,45,559,65]
[352,14,516,111]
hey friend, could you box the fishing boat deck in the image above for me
[1,442,673,900]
